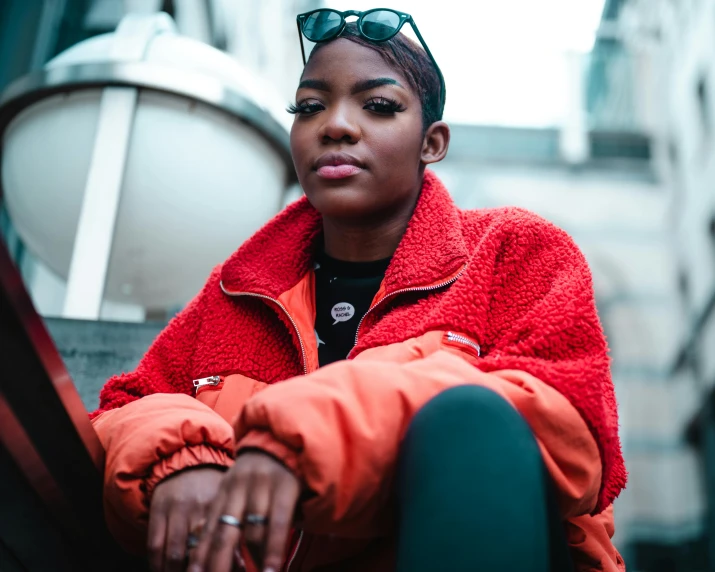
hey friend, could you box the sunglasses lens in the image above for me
[303,10,343,41]
[361,10,401,41]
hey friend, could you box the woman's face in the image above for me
[290,39,427,221]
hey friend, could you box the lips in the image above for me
[313,152,365,180]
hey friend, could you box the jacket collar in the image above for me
[220,169,468,298]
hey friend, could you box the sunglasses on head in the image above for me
[296,8,445,116]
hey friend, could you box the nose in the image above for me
[319,103,361,144]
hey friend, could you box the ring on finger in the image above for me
[245,513,269,526]
[218,514,242,528]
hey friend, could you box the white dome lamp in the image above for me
[0,12,296,319]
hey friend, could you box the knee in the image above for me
[410,385,526,432]
[403,385,540,459]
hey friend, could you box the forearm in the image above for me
[94,394,234,552]
[235,350,601,536]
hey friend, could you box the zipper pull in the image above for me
[193,375,222,389]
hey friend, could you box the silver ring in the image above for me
[218,514,242,528]
[245,513,269,526]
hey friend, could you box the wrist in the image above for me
[236,430,302,478]
[146,444,233,501]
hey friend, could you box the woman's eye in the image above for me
[287,101,324,115]
[364,97,405,114]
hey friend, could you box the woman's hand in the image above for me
[188,451,301,572]
[148,466,225,572]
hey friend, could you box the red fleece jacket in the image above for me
[95,169,625,513]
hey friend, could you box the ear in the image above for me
[420,121,450,165]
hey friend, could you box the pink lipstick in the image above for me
[317,165,363,179]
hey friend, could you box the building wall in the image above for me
[603,0,715,565]
[665,0,715,318]
[664,2,715,564]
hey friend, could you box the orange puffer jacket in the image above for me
[92,170,626,571]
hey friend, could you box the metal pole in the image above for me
[61,87,137,319]
[62,13,175,319]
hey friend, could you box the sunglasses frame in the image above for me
[296,8,445,116]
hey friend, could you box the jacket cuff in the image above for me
[236,429,302,477]
[144,444,234,502]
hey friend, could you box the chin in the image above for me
[304,183,382,220]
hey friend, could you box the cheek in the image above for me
[367,121,423,167]
[289,124,311,167]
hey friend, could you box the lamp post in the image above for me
[0,12,296,319]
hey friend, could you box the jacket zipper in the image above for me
[218,285,307,569]
[220,282,308,375]
[446,332,481,357]
[348,265,467,358]
[285,530,303,571]
[192,375,222,390]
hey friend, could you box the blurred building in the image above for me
[620,0,715,570]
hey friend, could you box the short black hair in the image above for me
[306,22,444,130]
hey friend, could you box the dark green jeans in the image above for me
[396,385,574,572]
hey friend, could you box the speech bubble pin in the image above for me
[331,302,355,325]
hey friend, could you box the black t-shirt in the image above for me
[314,250,391,367]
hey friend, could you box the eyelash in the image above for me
[286,101,322,115]
[365,96,406,114]
[286,97,406,116]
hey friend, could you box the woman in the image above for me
[92,8,626,572]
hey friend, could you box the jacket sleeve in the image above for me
[234,346,601,538]
[568,506,626,572]
[90,266,241,553]
[473,210,625,512]
[92,394,235,554]
[91,266,222,418]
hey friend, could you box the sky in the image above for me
[329,0,607,127]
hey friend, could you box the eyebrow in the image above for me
[297,78,330,91]
[297,77,403,94]
[351,77,402,93]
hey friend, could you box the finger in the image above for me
[186,514,207,553]
[189,474,247,572]
[263,477,300,572]
[243,477,271,548]
[163,505,189,572]
[205,487,247,572]
[147,500,168,572]
[188,487,227,571]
